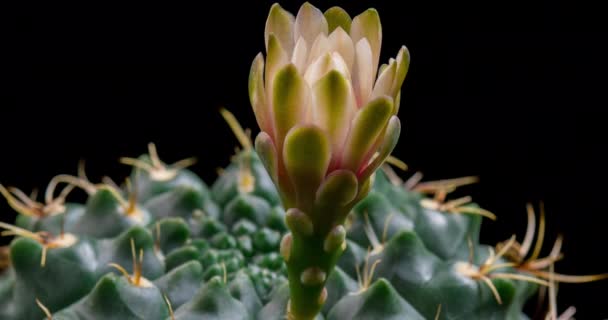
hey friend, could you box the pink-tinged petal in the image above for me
[305,53,351,94]
[328,27,355,71]
[294,2,328,51]
[371,60,396,101]
[315,169,358,206]
[304,53,333,87]
[255,131,279,185]
[265,3,295,55]
[352,38,373,108]
[249,53,272,135]
[324,6,352,33]
[265,34,289,105]
[394,90,402,114]
[330,52,351,80]
[358,116,401,181]
[341,96,393,172]
[350,9,382,81]
[391,46,411,99]
[312,70,354,161]
[291,37,309,74]
[273,64,311,145]
[306,33,329,68]
[283,124,331,210]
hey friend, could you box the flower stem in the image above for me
[282,203,351,320]
[285,231,343,320]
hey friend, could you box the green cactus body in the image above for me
[0,145,565,320]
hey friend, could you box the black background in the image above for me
[5,0,607,318]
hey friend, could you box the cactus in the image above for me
[1,2,606,320]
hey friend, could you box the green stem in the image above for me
[281,176,372,319]
[285,230,343,320]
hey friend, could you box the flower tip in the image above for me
[269,2,285,14]
[324,6,352,33]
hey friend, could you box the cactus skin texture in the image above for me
[3,137,603,320]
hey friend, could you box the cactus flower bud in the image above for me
[249,3,409,319]
[252,2,408,213]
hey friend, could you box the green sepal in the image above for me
[53,273,169,320]
[327,278,424,320]
[255,131,279,184]
[342,96,393,172]
[324,6,352,33]
[313,70,353,153]
[264,3,295,55]
[173,276,249,320]
[315,170,358,206]
[358,116,401,182]
[273,64,310,145]
[283,125,330,211]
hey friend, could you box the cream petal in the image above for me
[265,34,289,105]
[294,2,329,51]
[350,9,382,81]
[303,51,350,88]
[265,3,296,55]
[291,37,309,74]
[304,53,333,87]
[248,53,272,135]
[328,27,355,71]
[391,46,411,99]
[352,38,373,108]
[371,60,397,101]
[306,33,329,68]
[330,52,351,80]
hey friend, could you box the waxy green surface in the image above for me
[0,149,537,319]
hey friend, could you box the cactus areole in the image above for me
[0,2,606,320]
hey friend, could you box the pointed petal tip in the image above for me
[324,6,352,33]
